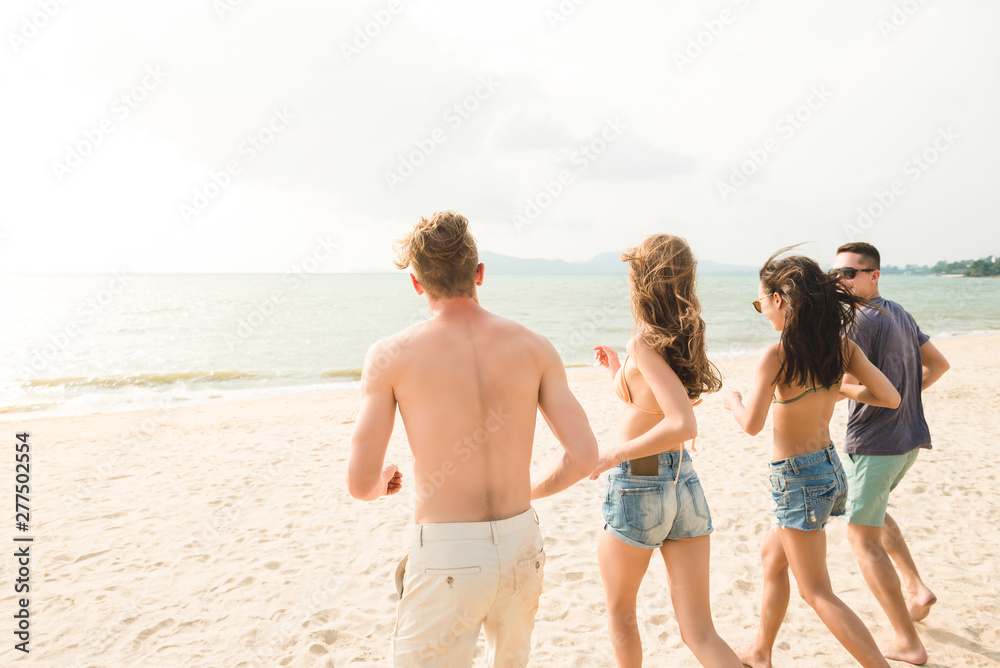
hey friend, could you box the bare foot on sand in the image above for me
[907,588,937,622]
[882,638,928,665]
[737,647,773,668]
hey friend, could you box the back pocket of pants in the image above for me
[621,485,664,531]
[515,546,545,594]
[423,566,482,576]
[684,476,712,522]
[803,481,837,528]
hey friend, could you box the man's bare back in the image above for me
[348,268,598,523]
[386,303,548,522]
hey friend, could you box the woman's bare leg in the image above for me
[599,531,655,667]
[660,536,743,667]
[738,529,789,668]
[780,528,890,668]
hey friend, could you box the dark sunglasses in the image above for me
[752,294,773,313]
[829,267,876,280]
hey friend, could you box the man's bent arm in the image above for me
[920,340,949,390]
[347,340,399,501]
[531,340,599,500]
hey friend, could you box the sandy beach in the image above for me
[5,334,999,667]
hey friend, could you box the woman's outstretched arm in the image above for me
[724,343,781,436]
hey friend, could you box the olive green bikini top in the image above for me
[771,381,841,404]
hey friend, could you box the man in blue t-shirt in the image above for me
[834,242,950,666]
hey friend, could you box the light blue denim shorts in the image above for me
[602,450,713,549]
[768,443,847,531]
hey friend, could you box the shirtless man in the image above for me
[834,242,950,665]
[347,210,599,667]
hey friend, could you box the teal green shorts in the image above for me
[842,448,920,527]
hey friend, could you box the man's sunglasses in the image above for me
[829,267,876,280]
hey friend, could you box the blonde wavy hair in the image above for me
[623,234,722,400]
[393,210,479,299]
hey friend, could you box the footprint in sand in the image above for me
[133,618,175,645]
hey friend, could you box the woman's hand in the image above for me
[589,449,621,480]
[593,345,621,376]
[723,389,743,412]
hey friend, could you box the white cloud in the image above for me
[1,0,998,273]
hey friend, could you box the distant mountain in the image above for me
[479,251,755,275]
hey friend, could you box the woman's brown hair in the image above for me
[759,247,871,388]
[623,234,721,400]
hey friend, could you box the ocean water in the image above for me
[1,273,997,419]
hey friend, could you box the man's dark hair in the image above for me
[837,242,880,269]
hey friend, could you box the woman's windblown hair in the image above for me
[759,246,872,388]
[623,235,722,400]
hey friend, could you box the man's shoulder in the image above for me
[869,296,923,333]
[484,311,551,344]
[364,322,427,365]
[873,296,906,314]
[856,297,906,329]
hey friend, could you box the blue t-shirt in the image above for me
[844,297,931,456]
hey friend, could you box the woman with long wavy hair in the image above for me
[724,248,899,668]
[592,235,742,667]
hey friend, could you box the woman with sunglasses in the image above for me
[592,235,742,667]
[725,248,900,668]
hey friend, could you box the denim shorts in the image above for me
[602,450,713,549]
[769,443,847,531]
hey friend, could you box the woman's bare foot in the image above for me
[907,587,937,622]
[881,637,928,665]
[737,646,773,668]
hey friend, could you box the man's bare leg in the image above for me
[847,523,927,665]
[882,513,936,622]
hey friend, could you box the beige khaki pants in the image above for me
[392,507,546,667]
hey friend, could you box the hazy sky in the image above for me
[2,0,998,274]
